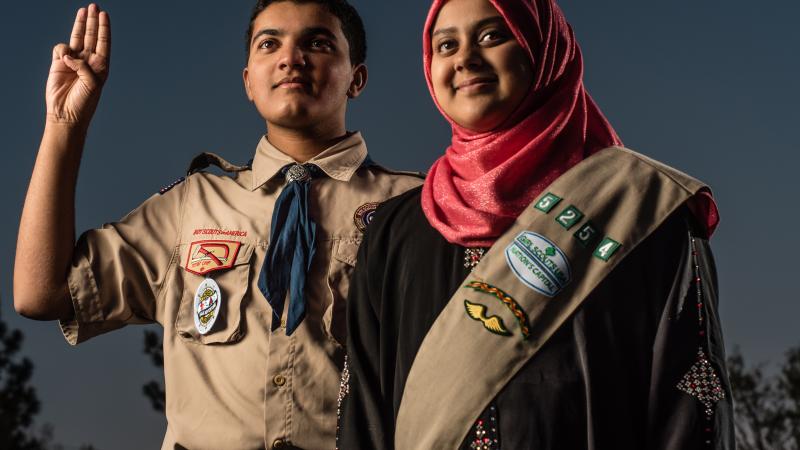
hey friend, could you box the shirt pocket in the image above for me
[174,242,255,345]
[323,238,360,346]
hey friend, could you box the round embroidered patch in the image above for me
[353,202,380,232]
[505,231,571,297]
[194,278,222,335]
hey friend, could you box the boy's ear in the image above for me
[347,64,368,99]
[243,67,254,101]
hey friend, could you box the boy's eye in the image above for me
[310,39,333,50]
[258,39,276,50]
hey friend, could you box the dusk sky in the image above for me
[1,0,798,448]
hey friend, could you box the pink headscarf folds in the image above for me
[420,0,622,247]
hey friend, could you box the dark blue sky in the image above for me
[1,1,798,448]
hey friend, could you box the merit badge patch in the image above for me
[354,202,380,232]
[185,240,242,276]
[466,281,531,339]
[464,300,512,337]
[193,278,222,335]
[505,231,571,297]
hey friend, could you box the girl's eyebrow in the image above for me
[432,16,505,37]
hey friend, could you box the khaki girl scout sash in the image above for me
[395,146,710,449]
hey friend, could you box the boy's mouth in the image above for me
[274,76,311,90]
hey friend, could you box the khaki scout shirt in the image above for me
[60,132,422,449]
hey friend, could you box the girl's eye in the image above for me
[437,39,458,54]
[479,30,504,44]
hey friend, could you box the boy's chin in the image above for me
[262,107,317,129]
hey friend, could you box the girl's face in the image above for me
[430,0,533,133]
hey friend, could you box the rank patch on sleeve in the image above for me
[354,202,380,232]
[185,240,242,275]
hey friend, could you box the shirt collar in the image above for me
[251,132,368,191]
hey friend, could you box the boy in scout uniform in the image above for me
[13,1,421,448]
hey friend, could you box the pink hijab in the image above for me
[420,0,623,247]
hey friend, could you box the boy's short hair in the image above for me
[245,0,367,66]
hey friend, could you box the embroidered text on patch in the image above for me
[505,231,571,297]
[193,228,248,237]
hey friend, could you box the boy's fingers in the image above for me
[63,55,98,87]
[69,7,87,52]
[52,43,70,61]
[96,11,111,59]
[84,4,99,53]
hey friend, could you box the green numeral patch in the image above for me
[573,222,599,247]
[534,192,562,213]
[555,205,584,230]
[593,237,621,261]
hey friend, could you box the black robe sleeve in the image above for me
[338,212,392,450]
[644,225,734,450]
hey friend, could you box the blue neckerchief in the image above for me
[258,163,322,335]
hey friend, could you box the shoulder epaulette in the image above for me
[364,160,426,179]
[187,152,251,175]
[159,176,186,195]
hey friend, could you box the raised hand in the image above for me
[46,4,110,126]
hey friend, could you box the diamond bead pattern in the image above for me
[677,347,725,417]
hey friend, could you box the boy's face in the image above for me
[243,1,365,132]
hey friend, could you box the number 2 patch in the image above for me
[555,205,584,230]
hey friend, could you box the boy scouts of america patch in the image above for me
[505,231,571,297]
[354,202,380,232]
[194,278,222,335]
[185,240,241,275]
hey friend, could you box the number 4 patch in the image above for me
[593,237,621,262]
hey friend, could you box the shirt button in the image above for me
[273,374,287,387]
[272,438,287,449]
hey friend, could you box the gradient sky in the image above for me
[1,1,798,448]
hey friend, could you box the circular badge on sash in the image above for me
[194,278,222,335]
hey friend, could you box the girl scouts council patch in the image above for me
[194,278,222,335]
[354,202,380,232]
[505,231,571,297]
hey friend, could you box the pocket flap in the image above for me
[332,239,361,266]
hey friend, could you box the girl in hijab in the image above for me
[338,0,733,448]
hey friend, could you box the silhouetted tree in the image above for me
[729,345,800,449]
[0,310,42,450]
[142,330,165,412]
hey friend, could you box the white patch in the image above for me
[505,231,572,297]
[193,278,222,335]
